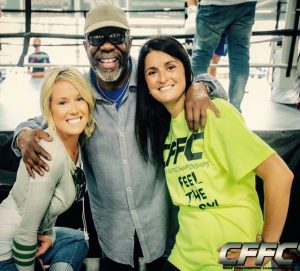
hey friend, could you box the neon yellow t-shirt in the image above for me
[163,98,275,271]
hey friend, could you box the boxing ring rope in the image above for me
[0,0,298,76]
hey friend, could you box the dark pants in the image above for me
[100,233,167,271]
[161,260,180,271]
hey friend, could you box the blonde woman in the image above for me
[0,67,95,271]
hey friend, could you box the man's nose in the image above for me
[99,40,115,51]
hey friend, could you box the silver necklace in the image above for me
[96,80,129,106]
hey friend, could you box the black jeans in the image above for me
[161,261,180,271]
[100,232,167,271]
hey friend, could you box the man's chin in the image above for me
[95,68,122,83]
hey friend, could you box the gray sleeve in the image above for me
[193,73,228,100]
[12,145,62,270]
[12,116,48,157]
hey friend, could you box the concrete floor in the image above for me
[218,76,300,132]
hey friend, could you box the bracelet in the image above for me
[16,128,30,149]
[257,233,265,242]
[16,130,26,149]
[16,135,20,149]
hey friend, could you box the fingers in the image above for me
[37,130,53,142]
[36,248,43,257]
[36,248,47,257]
[24,151,47,176]
[20,129,52,176]
[29,143,51,165]
[36,241,45,257]
[20,129,52,160]
[185,101,202,132]
[37,158,49,172]
[36,235,52,257]
[210,102,221,118]
[185,89,220,131]
[192,100,220,129]
[32,163,45,177]
[38,147,51,162]
[33,133,52,161]
[25,158,44,177]
[24,155,47,177]
[226,249,241,260]
[199,107,207,129]
[193,108,201,132]
[185,104,206,131]
[25,163,35,178]
[185,102,194,131]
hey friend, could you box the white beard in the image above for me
[94,66,123,83]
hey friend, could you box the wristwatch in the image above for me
[16,134,20,148]
[257,233,265,242]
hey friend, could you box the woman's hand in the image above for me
[36,235,52,257]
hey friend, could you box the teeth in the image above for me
[67,117,81,124]
[101,58,116,63]
[159,85,173,91]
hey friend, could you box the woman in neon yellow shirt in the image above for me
[135,36,293,271]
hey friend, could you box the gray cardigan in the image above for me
[9,128,79,271]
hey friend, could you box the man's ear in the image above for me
[128,37,133,46]
[127,37,133,53]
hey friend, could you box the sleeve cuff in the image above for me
[11,128,32,157]
[193,73,228,100]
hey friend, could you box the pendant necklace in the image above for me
[96,80,129,106]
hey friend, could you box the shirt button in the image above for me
[127,187,131,192]
[120,132,124,136]
[123,160,127,165]
[112,105,116,110]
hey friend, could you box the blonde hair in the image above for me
[40,66,96,137]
